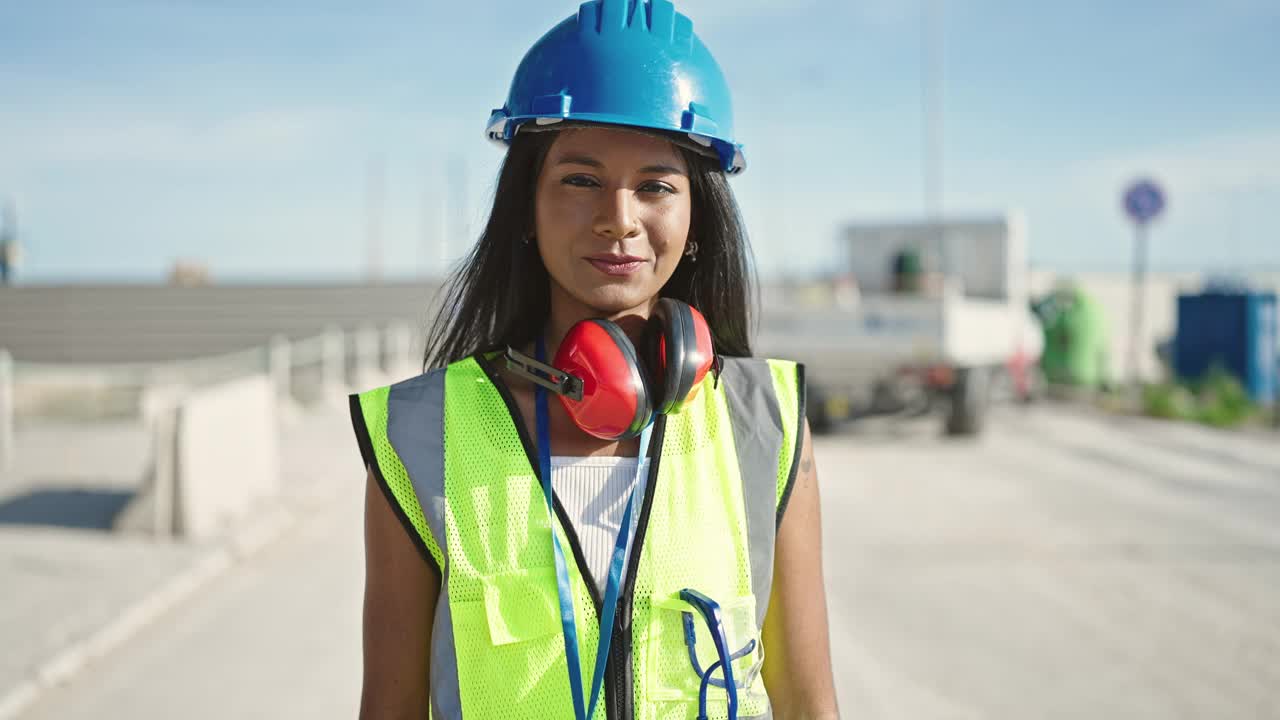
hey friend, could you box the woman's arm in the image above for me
[762,420,840,719]
[360,468,438,719]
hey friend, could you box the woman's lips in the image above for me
[586,256,647,276]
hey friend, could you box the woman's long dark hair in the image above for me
[422,129,757,370]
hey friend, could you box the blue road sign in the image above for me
[1124,179,1166,225]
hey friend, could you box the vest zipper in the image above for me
[608,413,666,720]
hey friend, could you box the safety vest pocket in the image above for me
[645,593,770,716]
[481,566,562,646]
[451,565,578,715]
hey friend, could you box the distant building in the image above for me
[168,260,212,287]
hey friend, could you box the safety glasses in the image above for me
[678,589,761,720]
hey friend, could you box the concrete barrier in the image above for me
[320,326,347,405]
[267,335,302,423]
[383,321,414,378]
[0,350,11,471]
[353,324,384,390]
[267,335,291,401]
[116,375,280,539]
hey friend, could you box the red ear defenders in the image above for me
[505,298,716,441]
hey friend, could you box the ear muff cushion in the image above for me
[650,298,701,415]
[639,302,671,411]
[594,319,654,436]
[688,303,715,386]
[555,319,653,440]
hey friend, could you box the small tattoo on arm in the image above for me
[800,456,813,475]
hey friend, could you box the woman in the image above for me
[351,1,838,717]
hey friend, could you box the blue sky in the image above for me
[2,0,1278,282]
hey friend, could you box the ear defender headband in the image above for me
[505,299,716,441]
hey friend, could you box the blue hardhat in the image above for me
[486,0,746,175]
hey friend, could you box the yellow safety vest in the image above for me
[351,353,804,719]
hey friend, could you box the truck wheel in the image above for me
[945,367,990,436]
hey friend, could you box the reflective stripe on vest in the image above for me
[351,354,803,719]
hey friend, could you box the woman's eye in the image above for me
[639,181,676,194]
[561,175,600,188]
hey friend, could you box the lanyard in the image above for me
[535,335,653,720]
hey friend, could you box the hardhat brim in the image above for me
[487,111,746,175]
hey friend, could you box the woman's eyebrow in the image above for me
[553,155,685,176]
[639,164,686,175]
[554,154,603,168]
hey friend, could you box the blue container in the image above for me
[1174,290,1277,404]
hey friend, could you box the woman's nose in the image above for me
[592,188,640,240]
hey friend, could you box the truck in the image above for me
[756,213,1043,436]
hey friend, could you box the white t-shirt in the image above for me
[549,455,650,596]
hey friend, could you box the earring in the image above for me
[684,240,699,262]
[523,232,534,246]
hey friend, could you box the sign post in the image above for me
[1122,178,1166,388]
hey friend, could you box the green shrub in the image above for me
[1142,382,1196,420]
[1141,366,1259,428]
[1193,366,1256,428]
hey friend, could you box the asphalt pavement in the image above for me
[9,403,1280,719]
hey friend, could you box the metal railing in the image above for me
[0,321,421,469]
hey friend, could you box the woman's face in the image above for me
[534,126,692,319]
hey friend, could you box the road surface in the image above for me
[20,405,1280,719]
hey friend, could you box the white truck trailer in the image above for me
[757,213,1042,436]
